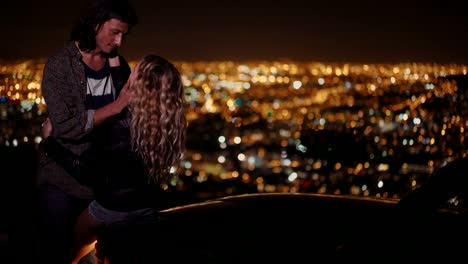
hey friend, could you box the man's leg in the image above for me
[37,185,90,264]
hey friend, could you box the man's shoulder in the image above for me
[45,42,80,65]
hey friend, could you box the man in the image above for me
[37,0,137,263]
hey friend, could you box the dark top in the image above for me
[43,112,166,212]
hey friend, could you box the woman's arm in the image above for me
[93,82,132,126]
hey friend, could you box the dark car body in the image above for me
[107,147,466,264]
[100,191,468,263]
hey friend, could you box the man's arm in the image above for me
[40,117,95,186]
[41,56,90,140]
[42,55,131,139]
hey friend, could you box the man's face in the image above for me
[95,18,130,54]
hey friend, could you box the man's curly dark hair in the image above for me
[70,0,138,52]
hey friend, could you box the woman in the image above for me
[42,54,186,263]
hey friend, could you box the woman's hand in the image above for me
[41,117,53,139]
[107,47,120,67]
[108,56,120,67]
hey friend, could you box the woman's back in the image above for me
[91,113,165,211]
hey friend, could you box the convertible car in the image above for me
[99,158,468,263]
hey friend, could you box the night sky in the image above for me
[1,0,467,63]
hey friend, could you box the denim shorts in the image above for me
[88,200,157,227]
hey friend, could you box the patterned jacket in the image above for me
[38,41,131,199]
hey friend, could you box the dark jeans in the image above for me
[37,184,92,264]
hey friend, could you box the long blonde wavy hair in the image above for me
[128,55,186,184]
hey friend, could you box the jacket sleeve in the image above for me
[41,56,90,141]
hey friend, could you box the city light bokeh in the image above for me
[1,59,467,201]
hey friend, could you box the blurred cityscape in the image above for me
[1,59,468,203]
